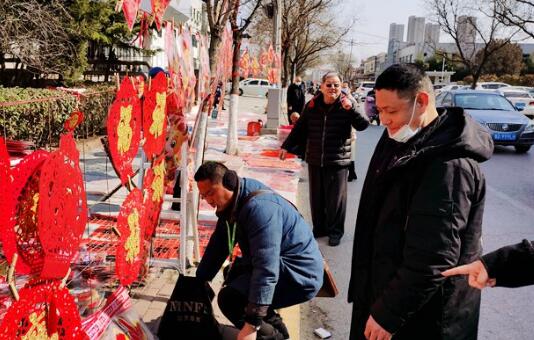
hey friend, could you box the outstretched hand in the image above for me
[279,149,288,160]
[342,97,353,110]
[442,260,496,289]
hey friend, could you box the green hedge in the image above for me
[0,85,115,147]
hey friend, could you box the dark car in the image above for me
[436,90,534,153]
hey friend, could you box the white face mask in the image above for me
[388,95,421,143]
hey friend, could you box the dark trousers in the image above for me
[308,165,348,239]
[218,286,288,339]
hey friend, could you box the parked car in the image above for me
[355,81,375,99]
[506,86,534,98]
[227,78,274,97]
[436,90,534,153]
[435,84,463,95]
[497,88,534,119]
[474,82,511,90]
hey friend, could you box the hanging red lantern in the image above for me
[0,280,87,340]
[37,133,88,279]
[107,77,142,185]
[1,150,49,275]
[116,188,146,286]
[143,72,167,160]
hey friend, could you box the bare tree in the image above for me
[494,0,534,39]
[226,0,263,155]
[331,51,354,81]
[204,0,235,73]
[0,0,76,79]
[429,0,521,88]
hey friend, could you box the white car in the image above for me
[474,82,511,90]
[238,78,274,97]
[355,81,375,99]
[435,84,463,94]
[498,88,534,119]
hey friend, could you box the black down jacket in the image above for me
[348,107,494,340]
[281,92,369,167]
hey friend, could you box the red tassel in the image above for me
[47,295,58,337]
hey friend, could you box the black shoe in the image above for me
[264,312,290,339]
[328,236,341,247]
[348,173,357,182]
[257,320,287,340]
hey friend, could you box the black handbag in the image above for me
[157,275,222,340]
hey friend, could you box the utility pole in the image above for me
[265,0,283,128]
[347,38,355,82]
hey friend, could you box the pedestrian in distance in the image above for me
[280,71,369,246]
[348,63,494,340]
[443,239,534,289]
[286,76,306,124]
[194,162,324,340]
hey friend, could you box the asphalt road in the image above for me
[298,120,534,339]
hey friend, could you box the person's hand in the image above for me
[342,97,353,110]
[442,260,496,289]
[237,323,257,340]
[364,315,392,340]
[279,149,287,160]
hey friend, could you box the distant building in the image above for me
[407,16,425,44]
[364,53,387,78]
[424,23,440,46]
[387,23,405,66]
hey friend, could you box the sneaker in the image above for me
[328,236,341,247]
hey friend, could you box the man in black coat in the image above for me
[348,64,494,340]
[281,71,369,246]
[443,239,534,288]
[286,76,306,123]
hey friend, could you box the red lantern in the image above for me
[107,77,142,185]
[0,281,87,340]
[143,72,167,160]
[37,133,88,279]
[116,188,146,286]
[1,150,49,275]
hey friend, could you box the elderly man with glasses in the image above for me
[280,71,369,246]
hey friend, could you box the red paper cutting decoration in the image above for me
[1,151,49,275]
[64,110,84,132]
[107,77,142,185]
[143,72,167,160]
[0,138,11,243]
[116,188,146,286]
[250,56,261,78]
[0,281,87,340]
[240,49,251,79]
[268,68,278,84]
[142,156,165,239]
[38,133,88,279]
[267,44,275,64]
[122,0,141,31]
[151,0,171,31]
